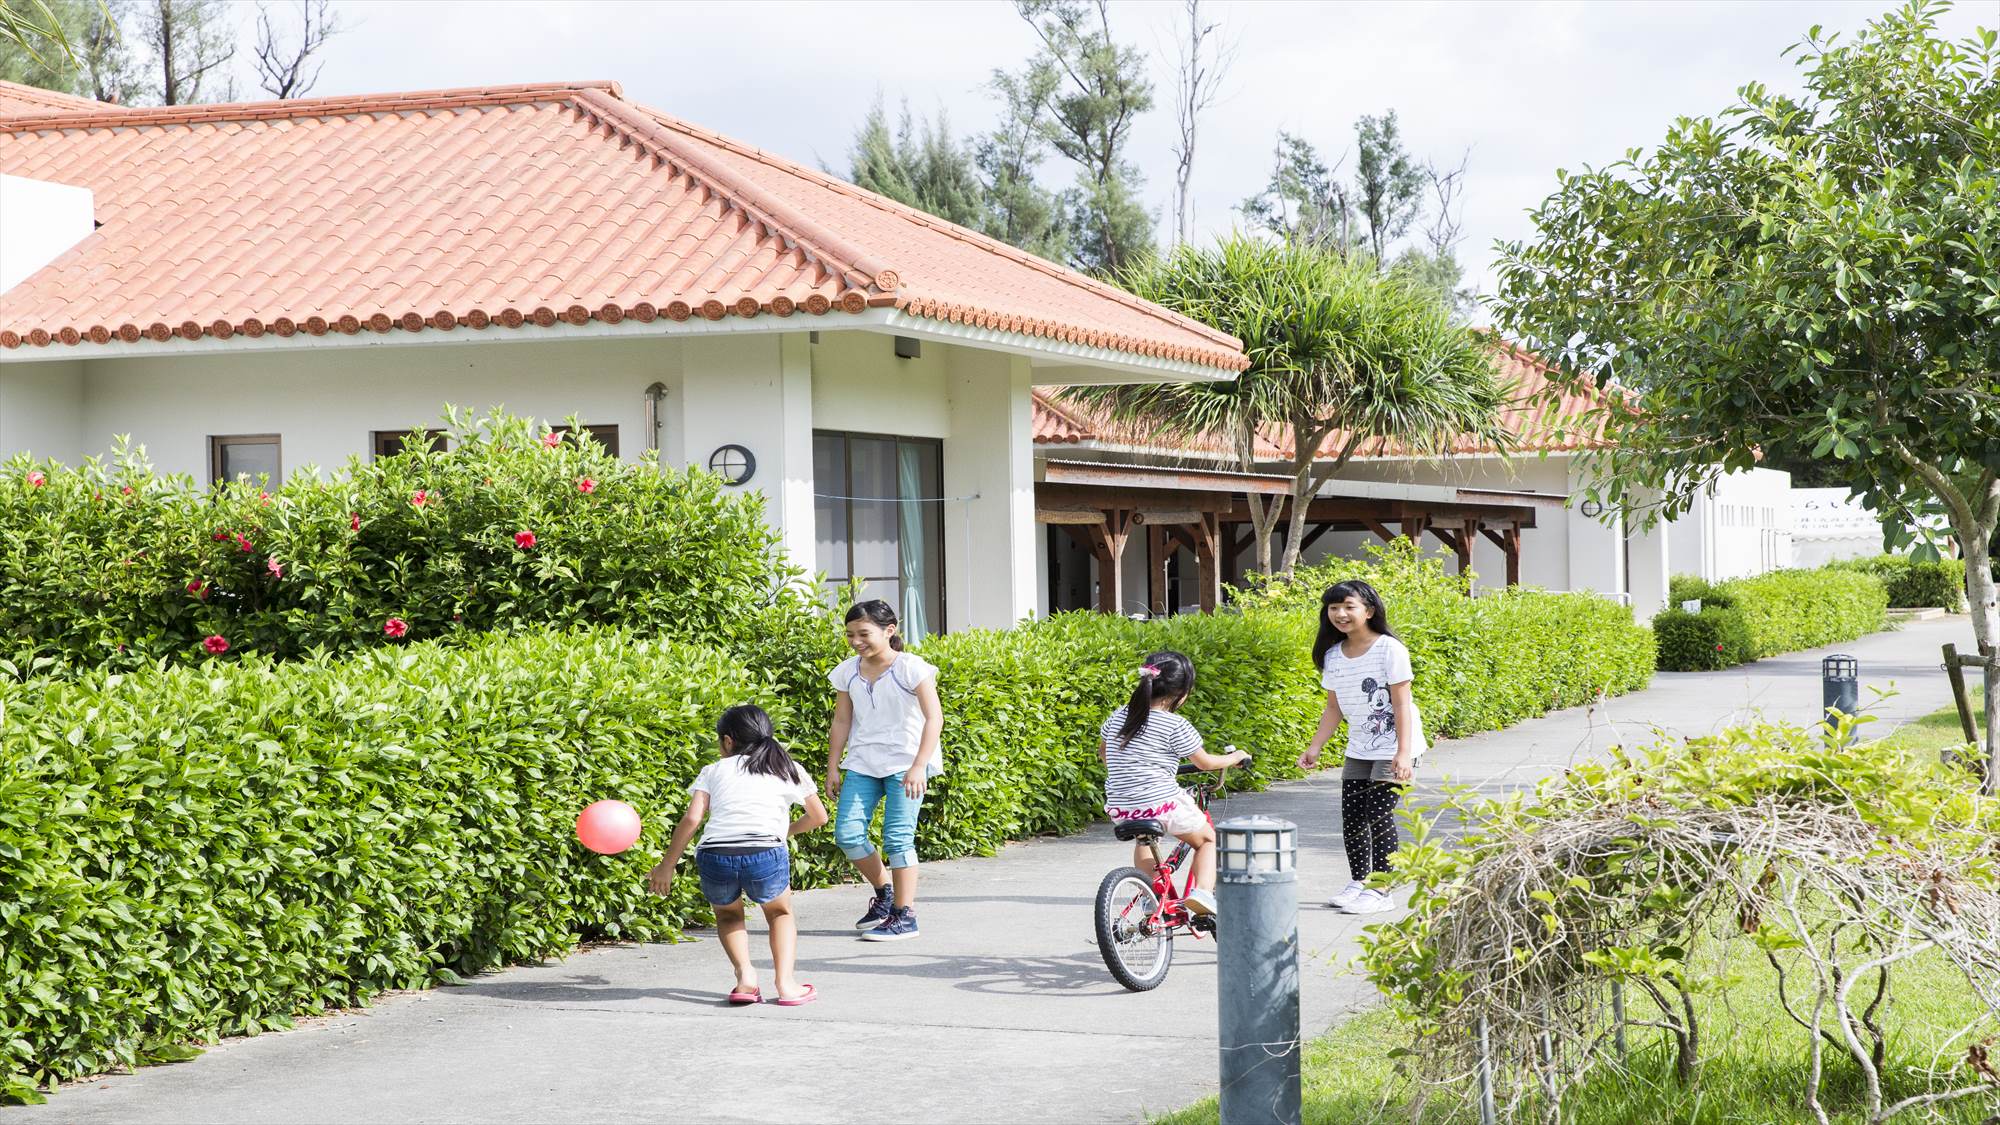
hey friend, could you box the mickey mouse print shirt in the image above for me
[1320,634,1427,761]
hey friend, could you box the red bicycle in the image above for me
[1092,751,1246,992]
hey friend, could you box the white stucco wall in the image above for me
[0,174,94,293]
[810,331,950,438]
[1666,467,1795,582]
[0,359,84,465]
[942,346,1037,631]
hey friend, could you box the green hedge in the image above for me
[1657,566,1888,670]
[0,630,768,1102]
[1726,567,1888,659]
[0,410,816,679]
[1652,606,1755,671]
[1831,554,1968,611]
[1234,542,1658,737]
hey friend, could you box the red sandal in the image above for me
[774,984,818,1007]
[726,986,761,1005]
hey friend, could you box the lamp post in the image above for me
[1822,654,1859,722]
[1215,815,1301,1125]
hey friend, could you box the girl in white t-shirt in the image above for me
[648,705,828,1006]
[1296,579,1427,916]
[825,599,943,943]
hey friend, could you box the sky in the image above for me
[243,0,1992,319]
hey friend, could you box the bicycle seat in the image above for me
[1113,818,1165,841]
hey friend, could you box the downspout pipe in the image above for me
[643,381,667,464]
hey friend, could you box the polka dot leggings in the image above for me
[1341,778,1406,881]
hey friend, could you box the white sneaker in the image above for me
[1327,881,1367,909]
[1186,888,1217,917]
[1340,889,1396,916]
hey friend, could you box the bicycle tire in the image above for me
[1094,866,1173,992]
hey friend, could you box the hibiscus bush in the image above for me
[0,410,819,679]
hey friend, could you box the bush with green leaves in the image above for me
[1651,605,1755,671]
[1833,553,1969,611]
[0,410,818,679]
[1724,565,1888,659]
[0,629,775,1103]
[1666,573,1735,610]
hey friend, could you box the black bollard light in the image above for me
[1216,815,1301,1125]
[1822,654,1859,722]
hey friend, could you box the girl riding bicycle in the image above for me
[1100,650,1249,918]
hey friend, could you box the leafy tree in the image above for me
[1491,0,2000,789]
[1075,237,1505,575]
[1241,112,1437,267]
[0,0,134,103]
[132,0,234,105]
[1010,0,1155,273]
[847,98,986,230]
[975,67,1072,261]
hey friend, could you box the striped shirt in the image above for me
[1100,706,1203,808]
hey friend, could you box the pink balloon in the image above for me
[575,799,643,855]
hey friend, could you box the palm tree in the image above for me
[1071,235,1506,576]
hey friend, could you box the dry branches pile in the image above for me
[1365,721,2000,1123]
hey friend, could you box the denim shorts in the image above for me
[695,845,791,905]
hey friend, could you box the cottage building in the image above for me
[0,80,1246,634]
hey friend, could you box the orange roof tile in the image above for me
[0,80,1247,370]
[0,83,103,116]
[1034,339,1612,459]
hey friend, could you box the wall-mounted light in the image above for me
[1581,499,1605,518]
[894,336,921,360]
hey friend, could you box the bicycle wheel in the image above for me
[1094,866,1173,992]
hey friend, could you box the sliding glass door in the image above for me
[814,431,944,638]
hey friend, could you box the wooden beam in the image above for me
[1087,509,1133,613]
[1458,518,1478,575]
[1299,522,1335,555]
[1399,516,1427,543]
[1131,508,1204,526]
[1361,518,1396,543]
[1036,507,1106,525]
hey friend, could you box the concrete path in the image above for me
[9,616,1976,1125]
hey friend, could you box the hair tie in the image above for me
[1139,665,1160,679]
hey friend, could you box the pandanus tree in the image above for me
[1071,235,1504,576]
[1491,0,2000,790]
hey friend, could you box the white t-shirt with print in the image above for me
[829,652,941,779]
[1320,634,1427,761]
[690,755,818,851]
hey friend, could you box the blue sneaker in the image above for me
[854,884,893,931]
[860,906,919,942]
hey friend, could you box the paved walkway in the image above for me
[9,616,1975,1125]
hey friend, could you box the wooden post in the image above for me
[1086,509,1132,614]
[1481,524,1522,586]
[1459,518,1479,576]
[1148,524,1170,617]
[1399,516,1428,545]
[1944,643,1982,746]
[1195,513,1223,613]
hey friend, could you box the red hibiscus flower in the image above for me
[266,557,284,579]
[541,431,562,449]
[120,485,133,495]
[187,579,207,598]
[577,477,597,494]
[25,471,45,487]
[202,634,230,655]
[383,617,408,638]
[1715,643,1725,652]
[258,490,271,505]
[350,512,361,531]
[213,529,229,541]
[410,489,430,507]
[236,534,253,552]
[514,530,537,550]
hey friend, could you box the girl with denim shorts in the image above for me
[648,705,828,1005]
[824,599,942,942]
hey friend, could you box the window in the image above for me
[371,429,447,459]
[209,434,282,487]
[552,424,619,457]
[814,431,943,638]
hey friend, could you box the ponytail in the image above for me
[1116,650,1196,744]
[844,598,904,651]
[716,704,804,783]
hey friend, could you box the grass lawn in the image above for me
[1159,698,1998,1125]
[1875,687,1986,774]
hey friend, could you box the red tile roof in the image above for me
[0,83,102,116]
[1034,338,1613,459]
[0,80,1247,370]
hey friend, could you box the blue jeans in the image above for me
[834,769,924,869]
[695,845,791,905]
